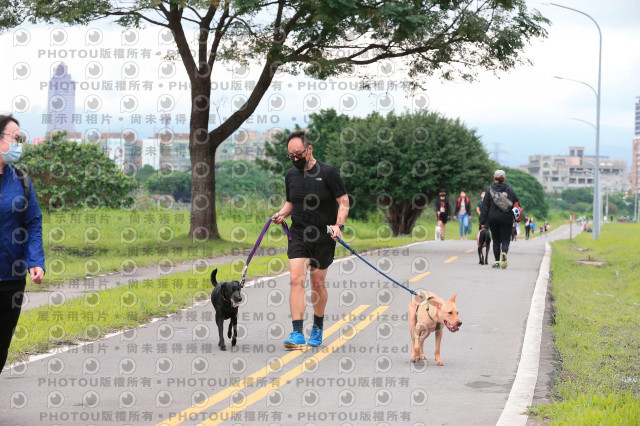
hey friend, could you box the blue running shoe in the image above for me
[307,327,323,347]
[283,331,306,349]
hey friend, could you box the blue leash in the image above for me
[327,226,419,297]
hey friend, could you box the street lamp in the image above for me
[548,3,602,240]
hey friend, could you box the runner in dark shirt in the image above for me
[272,131,349,349]
[434,189,451,240]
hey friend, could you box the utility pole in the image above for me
[570,202,573,241]
[605,188,608,222]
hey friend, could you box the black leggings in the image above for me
[488,221,512,261]
[0,279,26,374]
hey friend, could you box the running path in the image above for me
[1,224,581,425]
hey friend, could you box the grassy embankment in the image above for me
[529,223,640,425]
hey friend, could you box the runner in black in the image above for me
[272,131,349,348]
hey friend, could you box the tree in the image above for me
[15,0,548,239]
[561,187,593,204]
[503,167,547,219]
[267,109,494,234]
[16,132,137,210]
[215,159,284,199]
[146,171,192,201]
[135,165,157,186]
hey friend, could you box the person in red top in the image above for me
[455,190,471,240]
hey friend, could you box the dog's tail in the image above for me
[211,268,218,287]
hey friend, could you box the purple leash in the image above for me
[240,217,291,287]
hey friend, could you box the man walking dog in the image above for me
[272,131,349,348]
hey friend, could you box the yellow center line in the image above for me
[409,271,431,282]
[198,305,390,426]
[465,249,474,253]
[444,256,458,263]
[157,304,369,426]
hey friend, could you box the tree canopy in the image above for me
[261,108,496,234]
[16,132,137,210]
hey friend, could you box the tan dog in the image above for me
[408,291,462,365]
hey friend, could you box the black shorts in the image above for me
[287,238,336,269]
[438,215,448,224]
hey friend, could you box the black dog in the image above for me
[477,227,491,265]
[210,269,243,351]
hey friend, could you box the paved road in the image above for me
[1,224,580,425]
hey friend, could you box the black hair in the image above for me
[287,130,311,147]
[0,115,19,134]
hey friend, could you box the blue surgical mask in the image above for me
[0,141,22,163]
[481,194,485,199]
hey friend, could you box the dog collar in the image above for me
[416,295,441,331]
[223,295,237,306]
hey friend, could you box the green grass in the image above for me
[529,223,640,423]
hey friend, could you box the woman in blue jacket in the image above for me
[0,115,45,373]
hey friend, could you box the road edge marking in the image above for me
[444,256,458,263]
[496,242,552,426]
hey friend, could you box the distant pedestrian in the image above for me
[479,170,520,269]
[531,218,536,236]
[455,190,471,240]
[544,220,549,236]
[435,189,451,240]
[524,215,531,240]
[0,115,46,374]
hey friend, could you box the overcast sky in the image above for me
[1,0,638,168]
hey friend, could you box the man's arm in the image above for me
[330,194,350,240]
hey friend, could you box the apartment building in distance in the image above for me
[522,146,629,193]
[631,98,640,194]
[216,129,282,163]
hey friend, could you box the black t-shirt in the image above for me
[285,161,347,244]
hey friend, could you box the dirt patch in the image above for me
[576,260,606,266]
[576,247,591,252]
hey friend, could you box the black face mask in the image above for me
[291,157,307,170]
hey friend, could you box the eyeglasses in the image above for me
[0,133,26,144]
[286,147,307,160]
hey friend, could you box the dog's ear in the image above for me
[429,299,442,309]
[449,294,457,303]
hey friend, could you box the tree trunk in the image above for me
[188,79,220,240]
[385,200,425,236]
